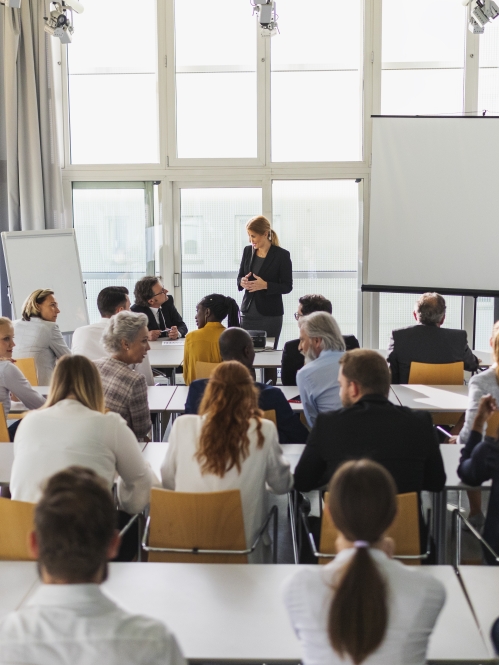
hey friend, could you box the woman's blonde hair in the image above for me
[493,320,499,383]
[22,289,54,321]
[246,215,280,247]
[0,317,13,331]
[44,355,105,413]
[196,361,264,477]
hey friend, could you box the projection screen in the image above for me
[365,116,499,296]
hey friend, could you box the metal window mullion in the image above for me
[165,0,177,166]
[464,4,480,115]
[172,183,182,313]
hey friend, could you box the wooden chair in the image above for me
[194,361,220,380]
[142,488,277,563]
[0,498,35,560]
[14,358,38,386]
[304,492,427,566]
[0,408,10,442]
[409,361,464,427]
[262,409,277,425]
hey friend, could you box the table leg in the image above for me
[260,367,265,383]
[433,489,447,564]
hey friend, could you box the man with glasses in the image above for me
[281,294,359,386]
[131,277,188,342]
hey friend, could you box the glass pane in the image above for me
[273,180,359,343]
[73,186,149,323]
[381,0,465,115]
[475,297,495,352]
[180,188,262,331]
[379,293,463,351]
[478,21,499,115]
[175,0,256,158]
[271,0,362,162]
[68,0,158,164]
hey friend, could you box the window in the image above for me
[381,0,465,115]
[174,0,257,158]
[273,180,360,344]
[378,293,463,350]
[179,188,262,331]
[73,183,159,322]
[478,20,499,115]
[68,0,159,164]
[271,0,362,162]
[475,297,494,351]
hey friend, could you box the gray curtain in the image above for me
[0,1,65,313]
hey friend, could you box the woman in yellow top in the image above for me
[183,293,241,385]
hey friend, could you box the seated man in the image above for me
[294,349,446,497]
[72,286,154,385]
[131,276,188,342]
[458,394,499,565]
[185,327,309,443]
[0,466,186,665]
[281,294,359,386]
[388,292,479,384]
[296,312,346,428]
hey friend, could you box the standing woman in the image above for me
[13,289,71,385]
[238,216,292,382]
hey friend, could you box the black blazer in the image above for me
[387,324,479,384]
[131,296,188,338]
[281,335,360,386]
[237,244,292,317]
[294,394,446,496]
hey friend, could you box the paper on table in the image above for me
[161,340,184,346]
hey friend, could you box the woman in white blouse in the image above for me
[11,355,158,516]
[282,459,446,665]
[0,317,45,439]
[161,361,293,562]
[13,289,70,385]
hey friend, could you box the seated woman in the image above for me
[13,289,70,385]
[161,362,293,561]
[458,394,499,565]
[182,293,240,385]
[10,355,157,516]
[283,459,446,665]
[94,311,152,441]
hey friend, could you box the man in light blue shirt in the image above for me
[296,311,346,428]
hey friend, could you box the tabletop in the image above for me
[458,566,499,660]
[391,384,469,412]
[31,386,176,413]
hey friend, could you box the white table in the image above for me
[167,385,305,414]
[458,566,499,660]
[391,384,469,412]
[0,561,39,620]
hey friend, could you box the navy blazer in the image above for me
[458,431,499,565]
[131,296,188,339]
[185,378,308,443]
[387,324,479,384]
[237,244,292,317]
[281,335,360,386]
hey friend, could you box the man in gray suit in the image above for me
[387,292,479,384]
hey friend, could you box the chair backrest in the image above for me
[147,488,248,563]
[0,407,10,442]
[486,411,499,437]
[262,409,277,425]
[15,358,38,386]
[194,361,220,380]
[0,498,35,560]
[319,492,421,566]
[408,361,464,385]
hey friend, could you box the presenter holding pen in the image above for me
[238,216,292,383]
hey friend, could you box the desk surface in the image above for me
[32,386,176,413]
[391,384,469,412]
[458,566,499,661]
[167,385,304,413]
[0,561,39,620]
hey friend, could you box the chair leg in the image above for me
[272,506,278,564]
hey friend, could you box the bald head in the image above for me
[218,328,255,369]
[415,292,446,326]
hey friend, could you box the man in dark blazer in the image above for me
[281,294,359,386]
[185,328,309,443]
[387,292,479,384]
[294,349,445,498]
[131,276,187,341]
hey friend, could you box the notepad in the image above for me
[161,340,184,346]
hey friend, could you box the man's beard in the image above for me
[303,347,318,364]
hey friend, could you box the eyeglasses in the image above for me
[294,312,301,321]
[151,288,166,297]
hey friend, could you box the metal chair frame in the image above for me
[449,503,499,565]
[141,505,279,562]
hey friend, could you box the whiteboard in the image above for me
[2,230,89,333]
[365,116,499,296]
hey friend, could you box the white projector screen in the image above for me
[366,116,499,296]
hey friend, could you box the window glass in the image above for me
[381,0,465,115]
[478,20,499,115]
[271,0,362,162]
[175,0,257,158]
[68,0,159,164]
[475,297,494,352]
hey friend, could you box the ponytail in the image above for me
[492,321,499,384]
[268,228,280,246]
[246,215,280,247]
[327,460,397,664]
[225,297,241,327]
[200,293,240,328]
